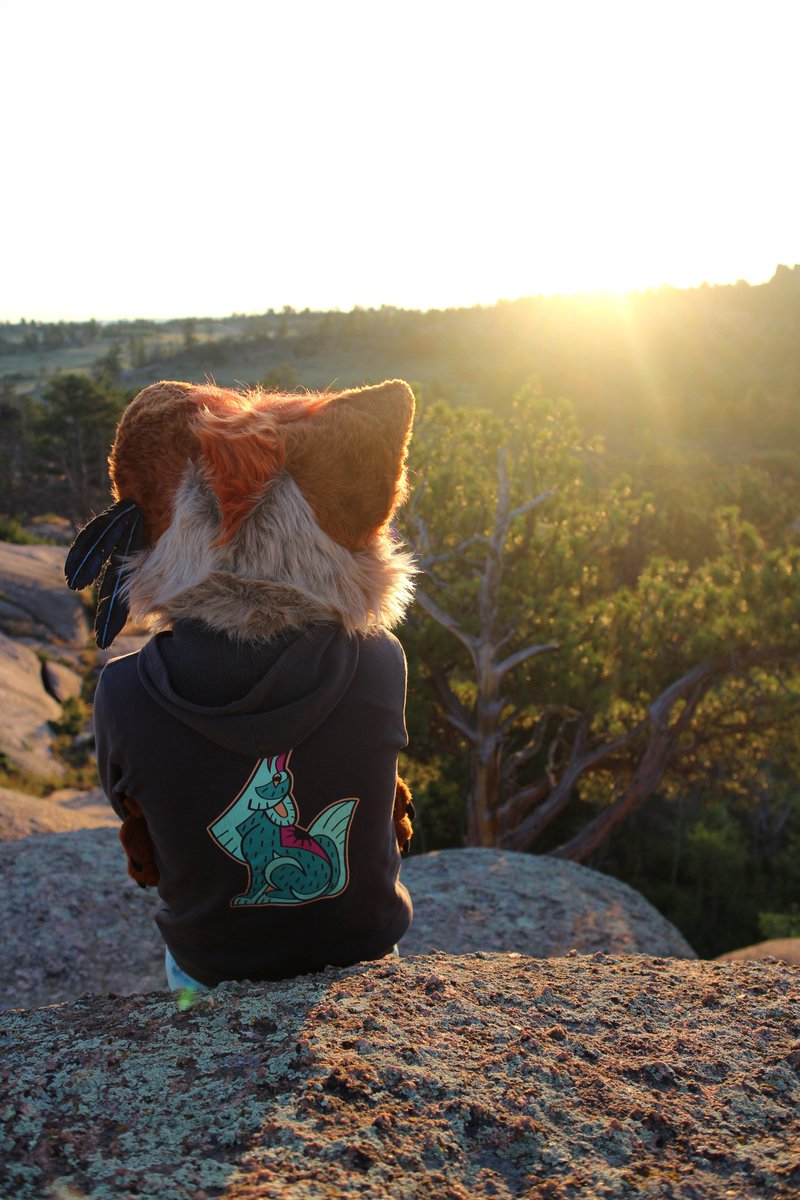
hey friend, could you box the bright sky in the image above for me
[2,0,798,321]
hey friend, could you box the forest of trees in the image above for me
[1,269,798,956]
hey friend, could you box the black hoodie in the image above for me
[94,620,413,986]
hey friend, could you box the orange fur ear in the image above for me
[282,380,415,551]
[193,400,286,543]
[111,381,328,547]
[110,381,202,544]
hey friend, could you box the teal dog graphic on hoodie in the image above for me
[208,752,357,906]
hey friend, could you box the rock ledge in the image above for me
[1,953,798,1199]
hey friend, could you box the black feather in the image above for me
[93,509,144,648]
[65,499,144,591]
[94,559,130,649]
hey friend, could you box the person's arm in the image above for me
[94,664,159,887]
[93,666,128,821]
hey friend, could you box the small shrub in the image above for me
[758,905,800,939]
[49,695,88,738]
[0,516,47,545]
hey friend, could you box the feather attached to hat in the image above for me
[65,499,145,648]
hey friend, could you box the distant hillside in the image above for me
[3,267,800,460]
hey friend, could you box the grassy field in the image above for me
[0,312,483,404]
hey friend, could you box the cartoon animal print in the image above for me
[208,753,357,906]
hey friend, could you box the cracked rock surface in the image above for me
[0,542,87,645]
[0,633,65,779]
[1,953,798,1199]
[0,785,115,843]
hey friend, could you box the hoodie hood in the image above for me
[136,621,360,759]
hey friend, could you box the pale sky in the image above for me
[2,0,798,321]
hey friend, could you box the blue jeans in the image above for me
[165,947,208,992]
[165,944,400,991]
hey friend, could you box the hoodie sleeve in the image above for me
[93,661,132,822]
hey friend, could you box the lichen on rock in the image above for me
[1,953,798,1199]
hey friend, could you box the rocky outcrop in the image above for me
[718,938,800,966]
[0,828,162,1011]
[0,540,93,778]
[20,515,73,544]
[1,836,696,1013]
[1,953,798,1200]
[41,657,83,702]
[0,785,115,842]
[0,541,88,645]
[0,633,65,779]
[400,847,696,959]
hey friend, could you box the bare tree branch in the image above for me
[500,707,563,774]
[648,661,715,726]
[551,732,675,861]
[496,641,560,678]
[496,781,549,835]
[550,663,725,861]
[504,720,645,852]
[508,489,556,523]
[426,664,477,745]
[414,589,478,659]
[415,531,490,572]
[442,712,479,744]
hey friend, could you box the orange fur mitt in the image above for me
[393,777,416,855]
[119,796,159,888]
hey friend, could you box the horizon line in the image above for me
[3,264,799,327]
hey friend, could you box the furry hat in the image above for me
[66,378,416,647]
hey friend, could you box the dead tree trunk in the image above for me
[414,451,558,846]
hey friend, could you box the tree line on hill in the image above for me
[1,271,799,955]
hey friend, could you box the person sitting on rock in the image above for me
[66,379,416,990]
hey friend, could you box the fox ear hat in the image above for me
[66,379,416,644]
